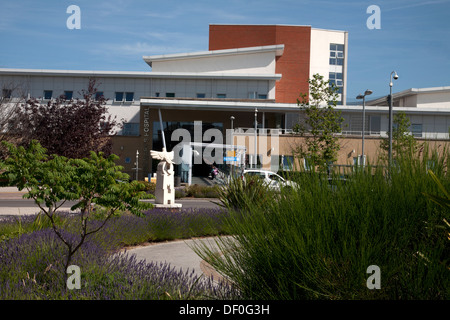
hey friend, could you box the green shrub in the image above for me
[196,145,449,300]
[216,175,274,212]
[184,184,220,198]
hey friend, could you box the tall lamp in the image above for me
[356,89,373,166]
[389,71,399,167]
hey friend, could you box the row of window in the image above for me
[34,90,134,102]
[5,89,268,102]
[154,92,268,99]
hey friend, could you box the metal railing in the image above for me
[232,127,385,137]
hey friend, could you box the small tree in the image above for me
[380,111,419,159]
[0,140,154,285]
[296,73,344,172]
[10,78,120,159]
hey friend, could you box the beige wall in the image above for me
[112,105,449,180]
[232,133,449,171]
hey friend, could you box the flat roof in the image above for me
[367,86,450,105]
[140,98,450,115]
[0,68,281,81]
[209,23,347,33]
[143,45,285,67]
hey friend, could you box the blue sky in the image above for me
[1,0,449,102]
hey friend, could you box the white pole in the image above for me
[254,108,258,168]
[158,108,166,150]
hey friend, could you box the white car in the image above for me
[242,169,299,191]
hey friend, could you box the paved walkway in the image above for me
[126,237,227,281]
[0,187,226,280]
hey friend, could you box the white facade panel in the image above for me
[152,52,277,75]
[310,29,346,79]
[310,28,348,103]
[417,91,450,108]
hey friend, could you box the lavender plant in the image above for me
[0,208,238,300]
[0,140,154,286]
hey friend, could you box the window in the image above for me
[258,94,268,99]
[165,92,175,98]
[196,93,206,98]
[329,72,343,84]
[370,116,381,135]
[44,90,53,100]
[2,89,12,99]
[155,92,160,97]
[64,91,73,100]
[329,43,344,66]
[216,93,226,99]
[248,92,257,99]
[411,124,422,137]
[115,92,124,102]
[281,155,294,171]
[95,92,104,101]
[125,92,134,102]
[303,158,312,171]
[122,123,139,136]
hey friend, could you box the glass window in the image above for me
[258,94,267,99]
[122,123,139,136]
[2,89,12,99]
[411,124,422,137]
[329,43,345,67]
[155,92,160,97]
[196,93,205,98]
[303,158,312,171]
[115,92,124,102]
[166,92,175,98]
[125,92,134,101]
[217,93,226,99]
[282,155,294,171]
[95,92,104,101]
[63,91,73,100]
[370,116,381,135]
[44,90,52,100]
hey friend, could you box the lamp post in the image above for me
[135,150,139,180]
[254,108,258,169]
[356,89,373,167]
[389,71,399,168]
[230,116,235,176]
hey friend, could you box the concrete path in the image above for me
[0,186,227,280]
[125,237,227,280]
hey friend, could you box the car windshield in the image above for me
[244,172,265,179]
[268,174,284,182]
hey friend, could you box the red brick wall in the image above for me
[209,25,311,104]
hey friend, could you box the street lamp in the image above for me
[254,108,258,169]
[135,150,139,180]
[356,89,373,167]
[389,71,399,168]
[230,116,235,176]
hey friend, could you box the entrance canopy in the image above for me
[175,141,246,185]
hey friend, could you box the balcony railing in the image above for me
[232,127,384,137]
